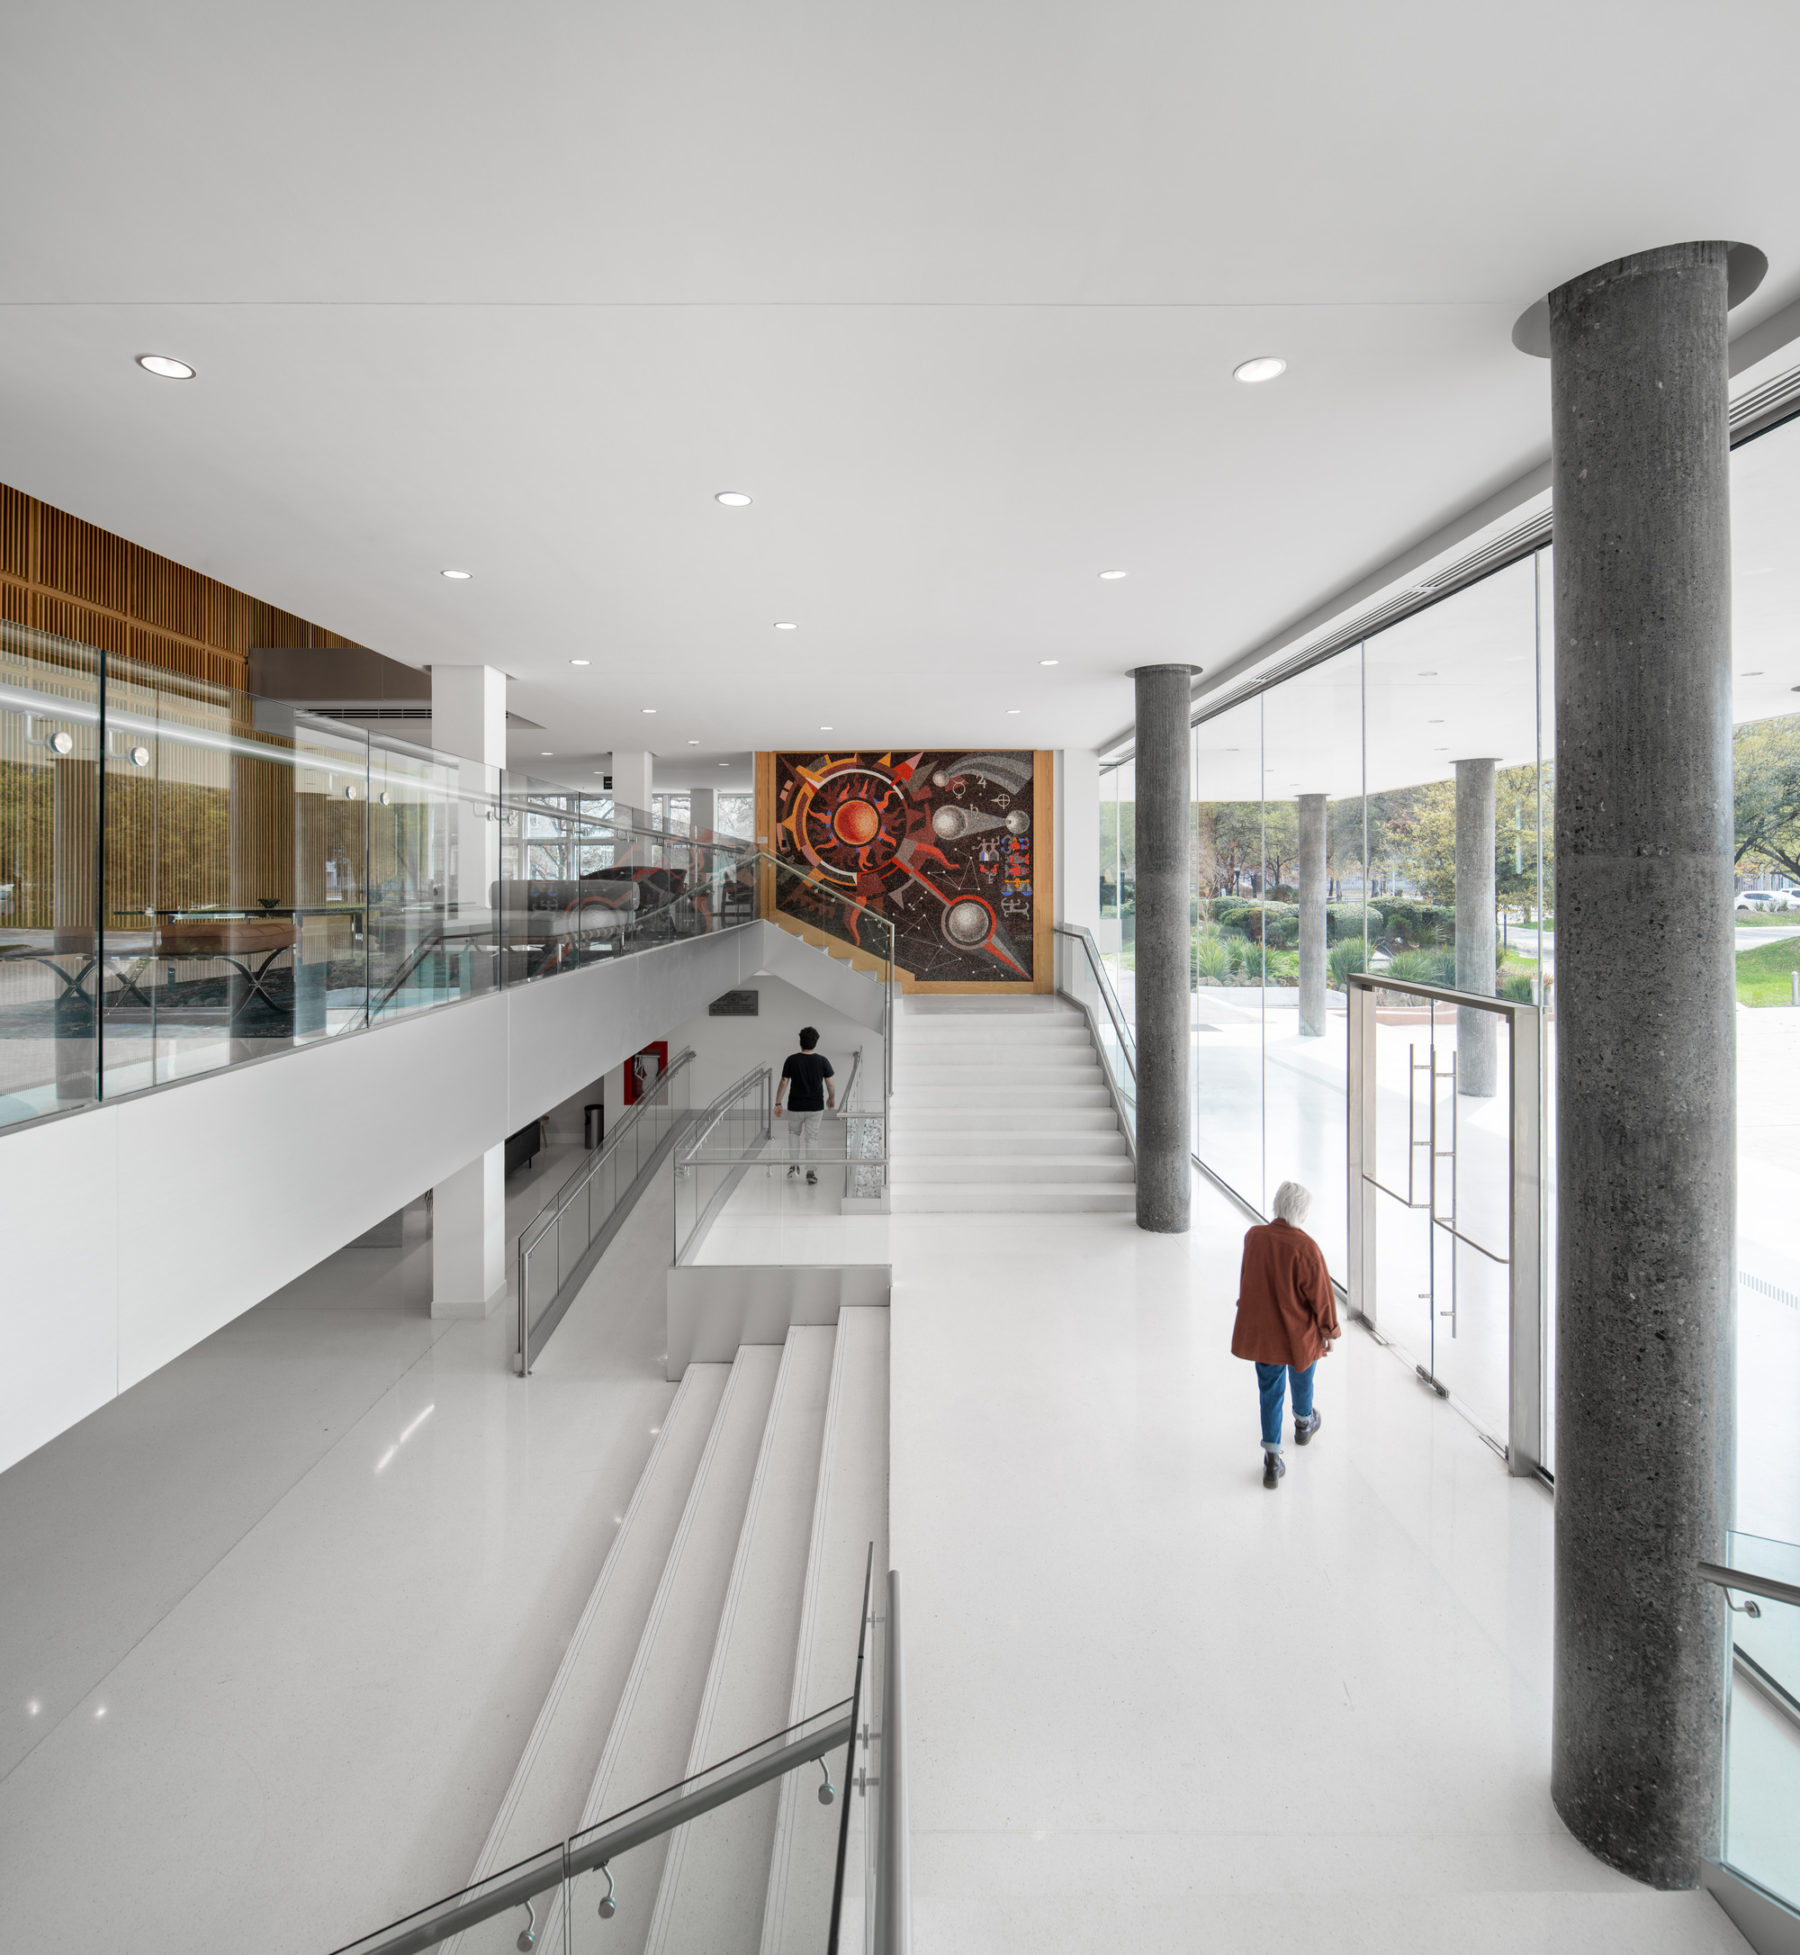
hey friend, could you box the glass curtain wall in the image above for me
[1098,404,1800,1524]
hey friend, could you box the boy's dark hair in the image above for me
[798,1026,820,1050]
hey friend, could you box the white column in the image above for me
[431,1146,506,1318]
[431,664,507,770]
[610,750,654,817]
[430,664,508,1318]
[1055,748,1100,932]
[688,785,717,841]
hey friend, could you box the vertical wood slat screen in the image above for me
[0,480,371,931]
[0,481,365,690]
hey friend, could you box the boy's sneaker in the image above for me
[786,1165,799,1179]
[805,1169,818,1185]
[1294,1410,1323,1446]
[1262,1450,1286,1489]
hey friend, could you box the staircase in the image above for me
[450,1308,888,1955]
[887,999,1136,1213]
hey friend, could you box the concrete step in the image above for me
[896,1127,1129,1157]
[646,1330,837,1955]
[892,1106,1121,1134]
[893,1082,1113,1109]
[899,1021,1090,1047]
[887,1047,1086,1079]
[891,1156,1135,1184]
[762,1308,890,1955]
[444,1364,730,1955]
[889,1181,1137,1213]
[551,1346,784,1955]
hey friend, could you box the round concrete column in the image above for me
[1298,793,1327,1037]
[1548,241,1737,1889]
[1131,664,1199,1233]
[1454,759,1498,1096]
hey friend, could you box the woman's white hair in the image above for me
[1272,1179,1313,1225]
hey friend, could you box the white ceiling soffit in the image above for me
[2,3,1800,777]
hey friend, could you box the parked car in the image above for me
[1737,891,1774,912]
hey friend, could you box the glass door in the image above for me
[1349,976,1542,1470]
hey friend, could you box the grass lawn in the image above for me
[1737,933,1800,1005]
[1737,910,1800,926]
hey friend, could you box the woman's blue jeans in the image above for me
[1256,1361,1316,1449]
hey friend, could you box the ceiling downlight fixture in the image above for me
[1233,356,1287,384]
[714,491,752,507]
[569,658,590,667]
[440,569,472,581]
[1097,569,1128,582]
[136,354,195,380]
[773,621,798,631]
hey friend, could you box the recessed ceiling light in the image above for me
[1234,356,1287,384]
[715,491,752,507]
[1742,670,1764,677]
[819,725,834,731]
[441,569,472,580]
[641,707,656,714]
[1006,708,1022,715]
[686,739,700,745]
[719,761,730,767]
[570,658,590,666]
[1040,658,1060,667]
[773,621,798,631]
[1098,569,1128,581]
[136,354,195,380]
[540,751,553,757]
[1428,719,1444,724]
[1417,670,1437,677]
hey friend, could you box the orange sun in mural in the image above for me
[832,797,881,846]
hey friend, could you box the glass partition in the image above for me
[1718,1533,1800,1915]
[0,620,753,1135]
[0,631,100,1121]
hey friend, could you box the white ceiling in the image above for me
[3,1,1799,783]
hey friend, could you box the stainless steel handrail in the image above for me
[1698,1560,1800,1611]
[758,851,897,1124]
[521,1046,697,1255]
[1053,922,1137,1078]
[676,1063,772,1164]
[875,1568,911,1955]
[517,1046,696,1369]
[329,1700,854,1955]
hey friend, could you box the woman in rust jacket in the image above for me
[1231,1179,1340,1489]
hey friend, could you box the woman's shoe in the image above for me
[1262,1451,1285,1489]
[1295,1411,1322,1446]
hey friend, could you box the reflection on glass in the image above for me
[0,623,756,1135]
[1721,1532,1800,1911]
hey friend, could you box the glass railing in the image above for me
[327,1699,854,1955]
[326,1552,905,1955]
[516,1049,694,1372]
[1053,922,1137,1145]
[759,853,897,1111]
[673,1063,773,1264]
[0,620,749,1132]
[1709,1533,1800,1916]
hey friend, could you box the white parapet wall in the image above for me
[0,921,882,1475]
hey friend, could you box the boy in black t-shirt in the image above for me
[775,1025,835,1185]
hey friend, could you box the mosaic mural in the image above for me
[772,749,1037,983]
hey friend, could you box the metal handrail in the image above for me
[329,1699,853,1955]
[520,1046,697,1259]
[826,1547,876,1955]
[757,851,897,1111]
[1053,922,1137,1078]
[676,1063,772,1165]
[875,1568,911,1955]
[1698,1560,1800,1611]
